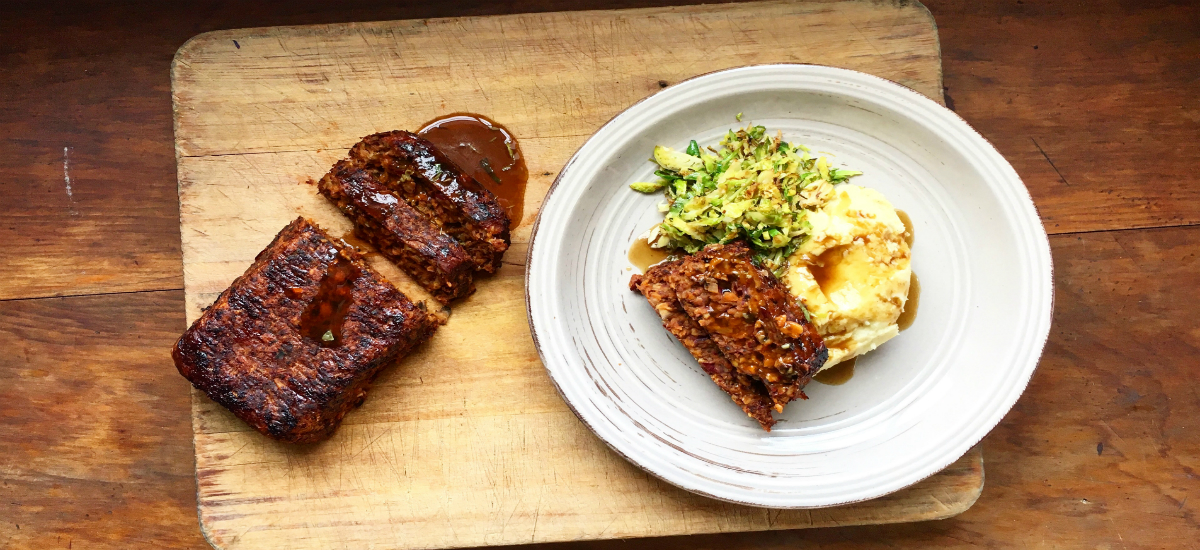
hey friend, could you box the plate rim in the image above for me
[525,62,1054,508]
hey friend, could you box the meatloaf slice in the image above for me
[172,217,438,443]
[349,130,510,273]
[670,241,828,411]
[318,159,475,303]
[631,260,777,430]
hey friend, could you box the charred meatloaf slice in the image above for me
[172,217,438,443]
[319,159,475,303]
[631,260,777,430]
[349,130,510,273]
[670,241,828,411]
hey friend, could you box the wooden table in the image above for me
[1,0,1196,548]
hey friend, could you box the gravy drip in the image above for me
[298,255,359,348]
[628,238,673,272]
[897,272,921,332]
[418,113,527,225]
[813,357,856,385]
[337,231,379,259]
[893,209,920,331]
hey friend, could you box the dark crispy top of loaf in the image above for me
[322,161,470,274]
[318,160,475,303]
[354,131,508,229]
[172,217,436,443]
[350,130,510,270]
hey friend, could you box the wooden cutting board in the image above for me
[172,1,982,548]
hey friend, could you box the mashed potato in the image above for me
[784,184,911,369]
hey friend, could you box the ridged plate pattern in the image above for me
[526,65,1052,508]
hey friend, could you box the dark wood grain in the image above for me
[1,0,1199,548]
[937,0,1200,235]
[0,5,184,300]
[0,291,204,549]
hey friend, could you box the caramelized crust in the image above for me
[349,131,510,272]
[670,242,828,411]
[318,160,475,303]
[631,261,777,430]
[172,217,438,443]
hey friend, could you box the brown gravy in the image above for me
[895,209,919,331]
[812,210,917,382]
[898,272,921,332]
[808,244,849,293]
[418,113,527,226]
[298,256,359,348]
[337,231,379,259]
[813,357,856,385]
[628,238,673,272]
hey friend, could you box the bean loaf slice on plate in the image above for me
[630,259,778,430]
[670,241,827,411]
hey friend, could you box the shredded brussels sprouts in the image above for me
[630,125,862,275]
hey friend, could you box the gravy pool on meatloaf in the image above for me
[172,217,438,443]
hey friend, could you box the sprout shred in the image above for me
[630,125,863,276]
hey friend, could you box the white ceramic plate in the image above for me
[525,64,1052,508]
